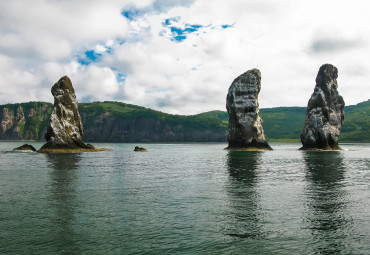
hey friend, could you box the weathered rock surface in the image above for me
[226,69,272,150]
[134,146,147,152]
[13,144,37,152]
[0,106,26,140]
[300,64,345,150]
[38,76,99,153]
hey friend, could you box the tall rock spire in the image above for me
[300,64,345,150]
[39,76,95,152]
[226,68,272,150]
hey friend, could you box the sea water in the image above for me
[0,142,369,254]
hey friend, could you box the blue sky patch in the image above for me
[163,17,180,26]
[110,67,127,83]
[122,0,195,20]
[121,8,143,21]
[78,50,102,66]
[116,72,127,83]
[221,24,233,29]
[161,17,203,42]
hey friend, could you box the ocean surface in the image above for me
[0,142,369,255]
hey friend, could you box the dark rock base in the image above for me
[134,146,148,152]
[299,145,342,151]
[37,147,109,154]
[13,144,37,152]
[226,140,273,151]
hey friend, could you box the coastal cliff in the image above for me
[0,101,227,142]
[0,102,52,140]
[1,100,369,142]
[79,102,227,142]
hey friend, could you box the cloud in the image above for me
[311,36,363,54]
[0,0,129,61]
[122,0,195,20]
[311,39,358,53]
[71,65,121,102]
[160,17,204,42]
[1,0,370,114]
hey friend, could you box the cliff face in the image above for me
[81,113,226,142]
[0,100,369,142]
[0,102,226,142]
[0,102,52,140]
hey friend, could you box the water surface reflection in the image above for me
[303,151,352,254]
[46,153,82,254]
[225,151,264,238]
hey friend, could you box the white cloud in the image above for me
[70,65,121,102]
[0,0,369,114]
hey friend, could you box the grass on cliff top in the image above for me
[1,99,369,142]
[78,100,370,142]
[79,101,227,131]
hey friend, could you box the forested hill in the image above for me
[0,100,369,142]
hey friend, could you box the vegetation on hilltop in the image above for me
[260,107,306,141]
[79,101,227,131]
[0,100,369,142]
[340,100,370,142]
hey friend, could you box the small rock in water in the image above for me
[134,146,147,152]
[85,144,95,149]
[300,64,345,150]
[13,144,37,152]
[226,68,272,150]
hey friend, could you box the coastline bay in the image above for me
[1,142,369,254]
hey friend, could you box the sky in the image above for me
[0,0,369,115]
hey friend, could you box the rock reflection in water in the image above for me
[225,151,264,239]
[303,151,352,254]
[46,153,82,254]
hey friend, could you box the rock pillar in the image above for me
[300,64,345,150]
[226,69,272,150]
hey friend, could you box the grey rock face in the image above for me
[0,106,25,140]
[39,76,93,151]
[226,69,271,150]
[300,64,345,150]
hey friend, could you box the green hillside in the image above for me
[192,107,307,142]
[79,101,227,131]
[260,107,306,141]
[340,100,370,142]
[195,110,229,124]
[194,101,370,142]
[0,100,369,142]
